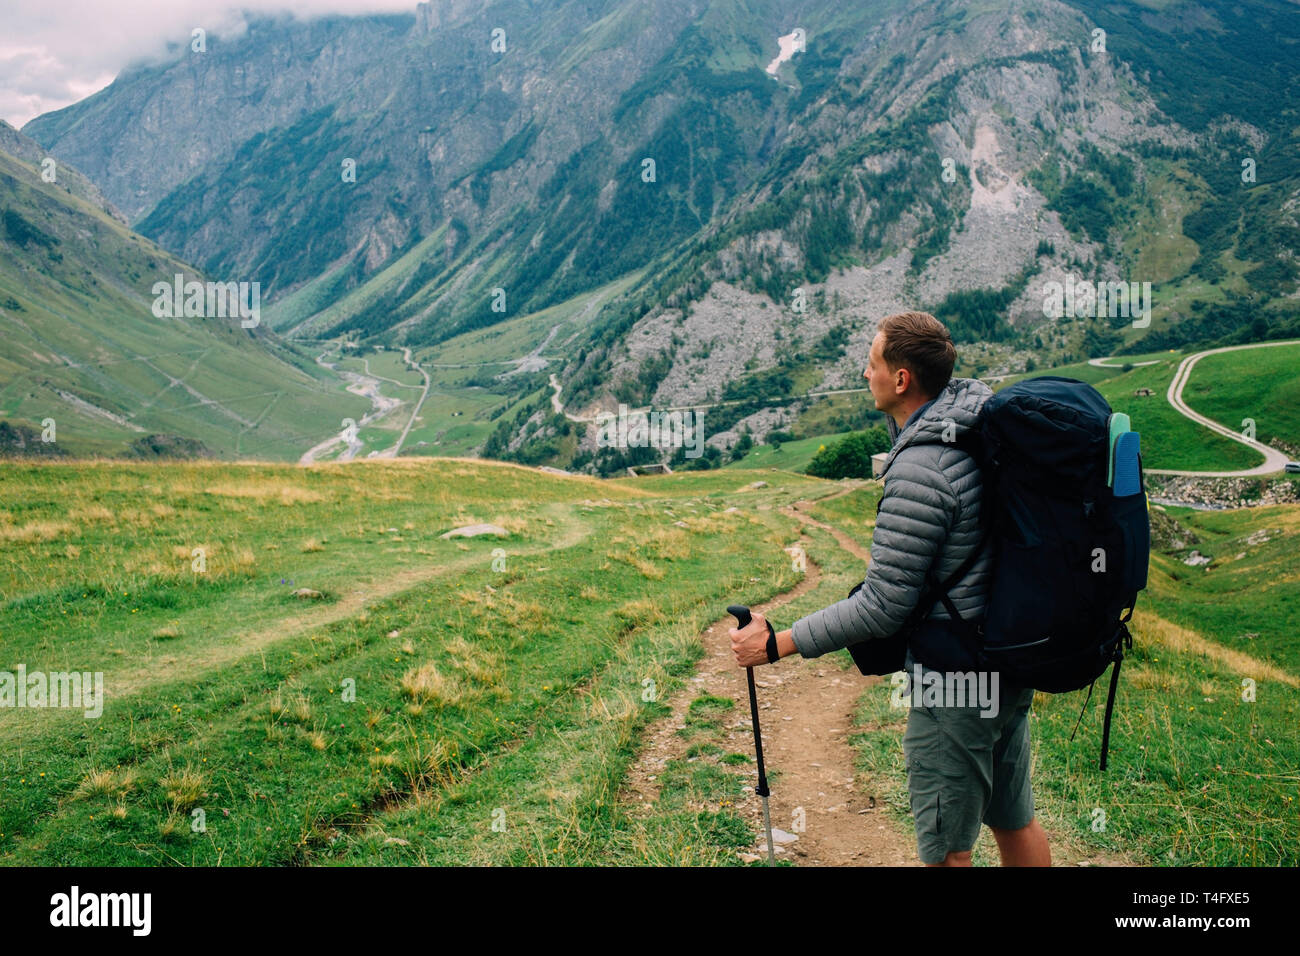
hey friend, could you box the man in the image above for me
[730,310,1050,867]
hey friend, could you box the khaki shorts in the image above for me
[901,672,1036,864]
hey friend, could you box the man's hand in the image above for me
[730,611,800,667]
[730,611,772,668]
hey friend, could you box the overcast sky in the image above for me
[0,0,418,129]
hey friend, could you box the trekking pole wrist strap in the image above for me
[764,620,779,663]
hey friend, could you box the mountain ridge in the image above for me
[16,0,1300,472]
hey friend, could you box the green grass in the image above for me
[995,354,1268,471]
[1093,359,1261,471]
[1178,343,1300,452]
[0,148,371,461]
[2,456,1294,866]
[723,431,854,473]
[805,484,881,541]
[0,459,827,865]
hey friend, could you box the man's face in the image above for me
[864,331,900,414]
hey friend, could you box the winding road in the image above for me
[384,347,431,458]
[299,347,432,463]
[1130,339,1300,478]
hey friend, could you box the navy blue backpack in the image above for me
[853,376,1151,769]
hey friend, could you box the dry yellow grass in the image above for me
[500,595,549,630]
[400,663,464,708]
[645,526,691,560]
[69,504,116,524]
[398,736,458,793]
[613,598,666,635]
[203,482,329,505]
[1125,665,1189,694]
[1134,608,1299,688]
[584,685,639,723]
[679,512,735,535]
[630,555,664,579]
[232,547,257,574]
[268,690,315,723]
[159,767,206,809]
[490,514,530,534]
[443,636,508,696]
[0,520,73,543]
[72,767,138,801]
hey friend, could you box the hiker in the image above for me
[729,310,1051,867]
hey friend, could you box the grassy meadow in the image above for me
[0,459,1295,866]
[0,458,817,864]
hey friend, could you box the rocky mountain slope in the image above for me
[19,0,1300,471]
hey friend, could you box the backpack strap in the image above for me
[920,503,998,642]
[872,440,995,646]
[1068,621,1133,771]
[1098,622,1133,771]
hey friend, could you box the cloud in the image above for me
[0,0,419,128]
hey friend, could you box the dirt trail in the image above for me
[620,486,918,865]
[620,486,1137,867]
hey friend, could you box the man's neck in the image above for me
[892,394,932,430]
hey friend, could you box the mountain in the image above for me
[0,121,126,224]
[19,0,1300,472]
[0,123,369,459]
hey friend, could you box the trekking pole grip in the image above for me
[727,605,753,629]
[728,605,770,798]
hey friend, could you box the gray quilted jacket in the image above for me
[790,376,995,659]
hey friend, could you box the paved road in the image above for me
[1137,339,1300,478]
[1088,356,1158,368]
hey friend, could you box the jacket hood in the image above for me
[881,376,994,476]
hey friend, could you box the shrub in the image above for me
[806,427,891,479]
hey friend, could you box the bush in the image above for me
[730,432,753,462]
[805,427,891,479]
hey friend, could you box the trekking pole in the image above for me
[727,604,775,866]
